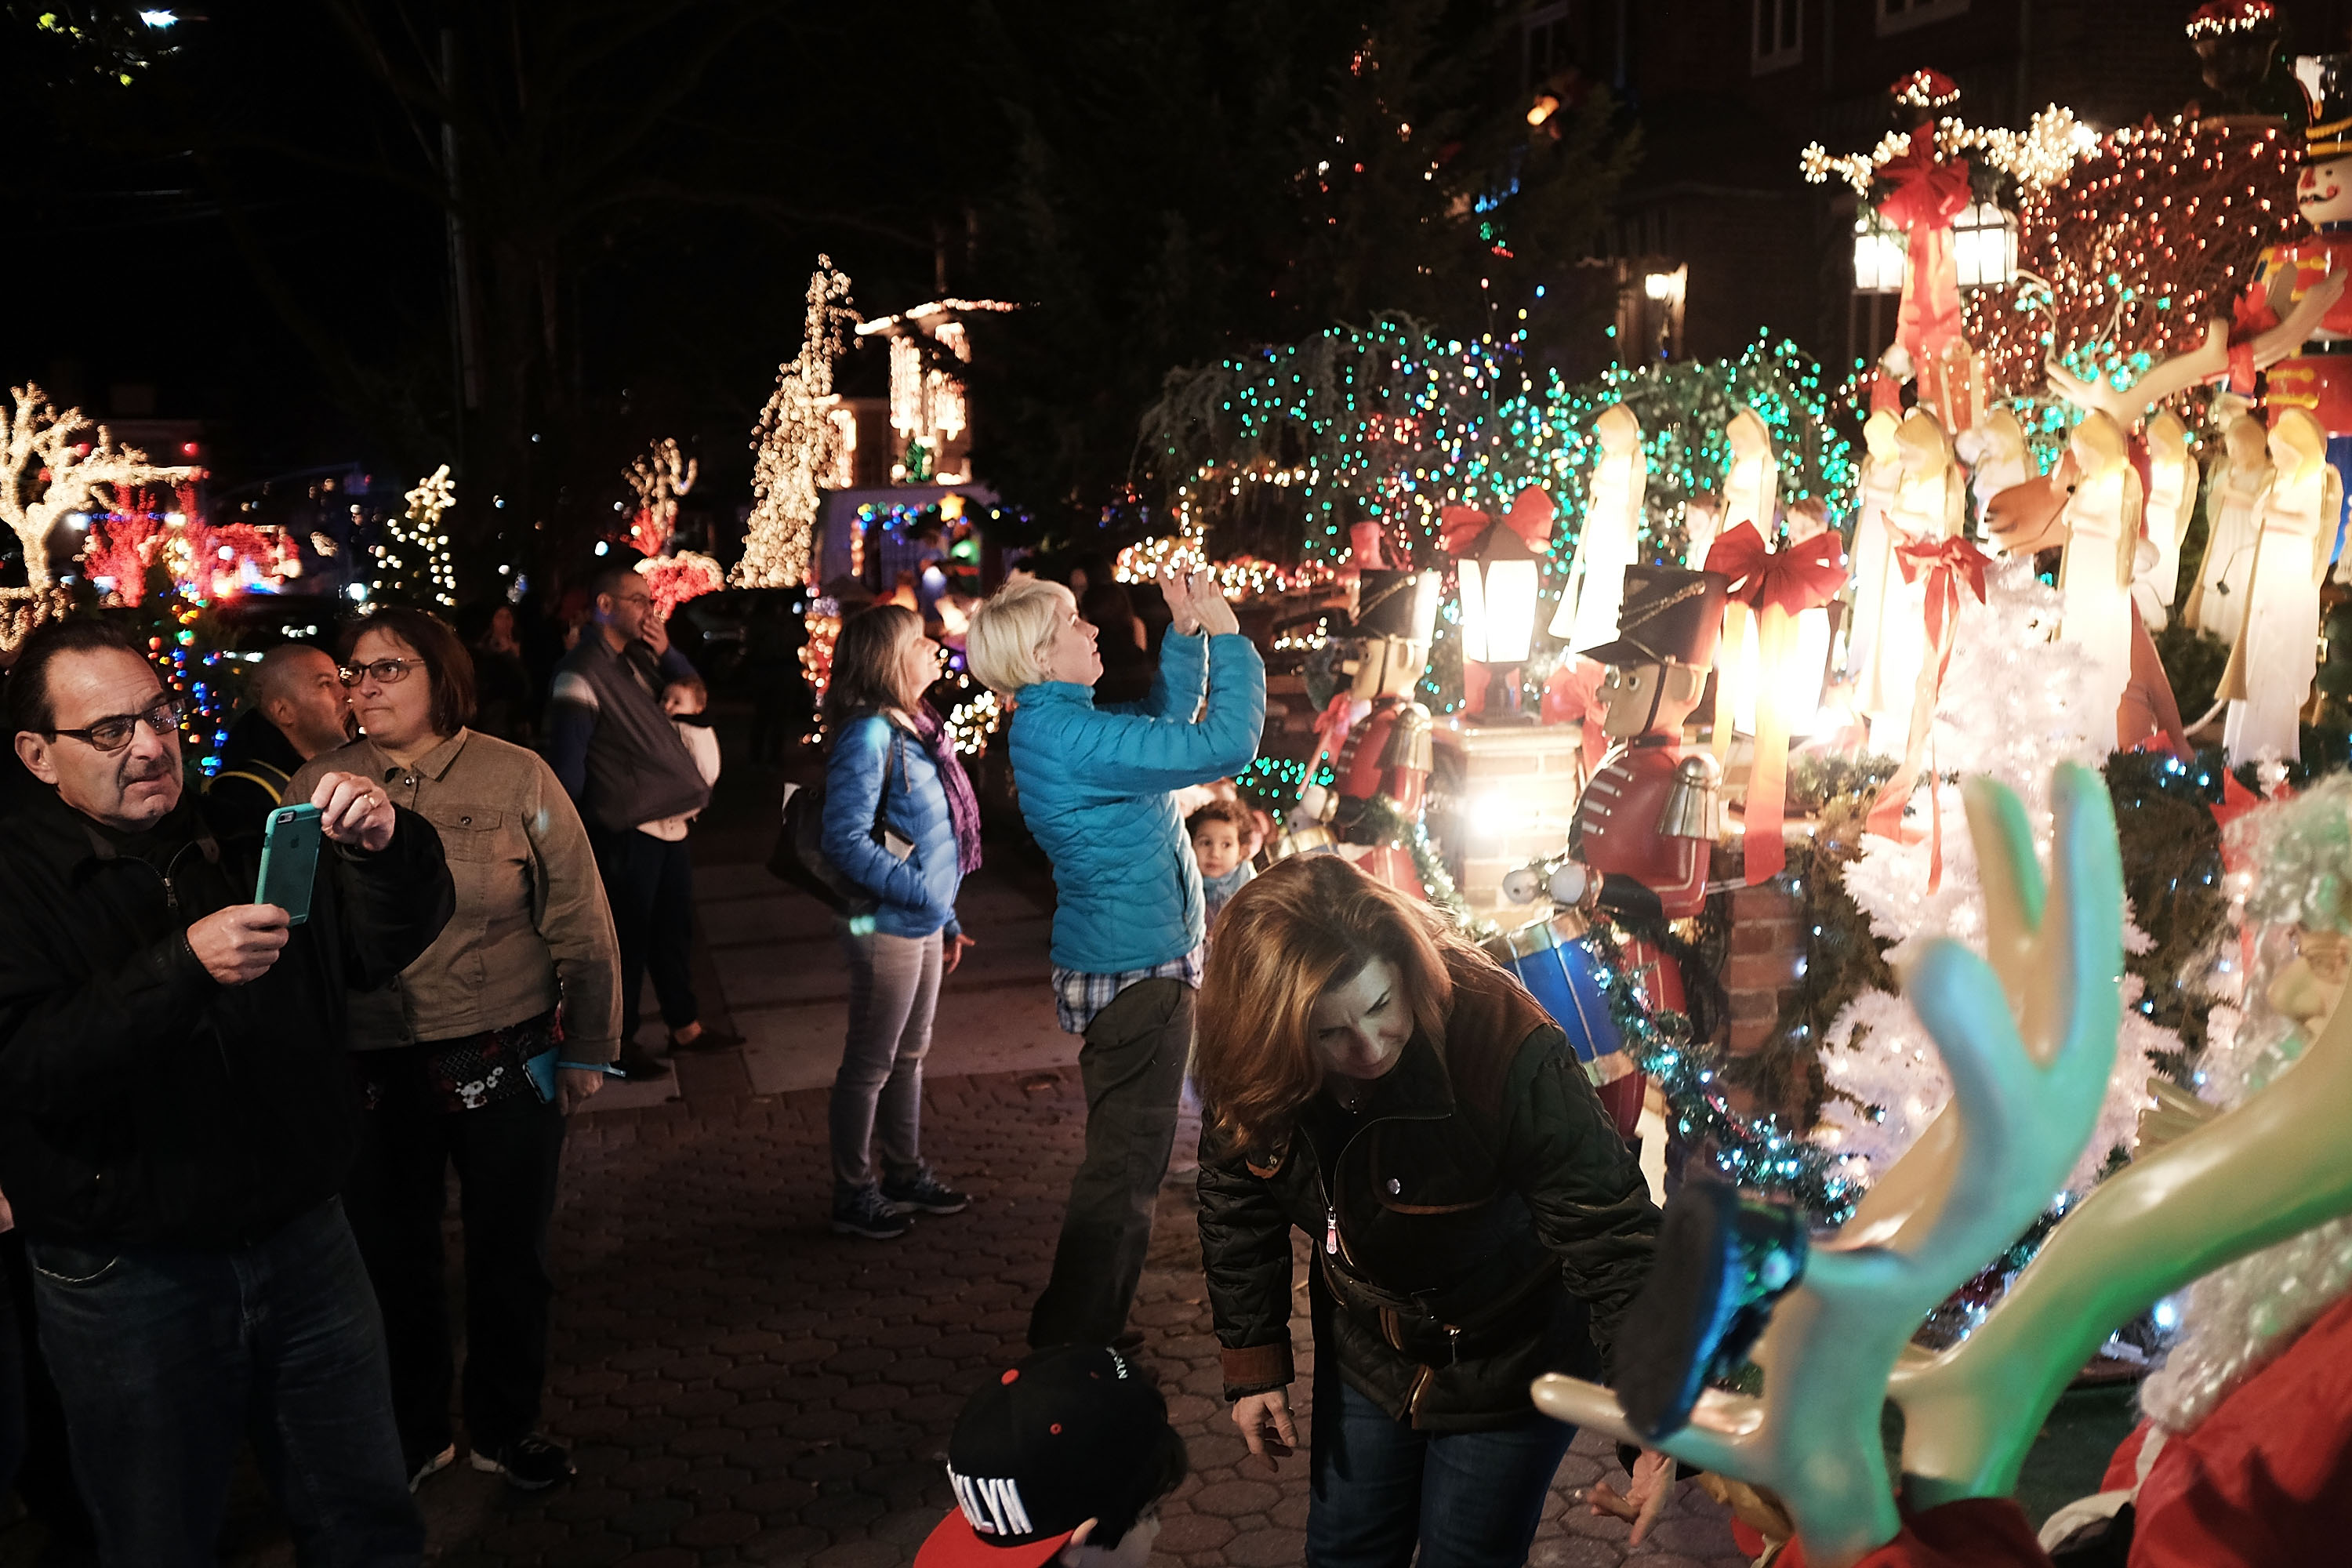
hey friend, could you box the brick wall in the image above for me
[1722,880,1804,1055]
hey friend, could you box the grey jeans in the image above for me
[829,925,944,1199]
[1028,978,1193,1348]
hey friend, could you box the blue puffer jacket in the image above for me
[822,713,964,939]
[1007,632,1265,973]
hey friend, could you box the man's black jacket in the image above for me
[1198,947,1660,1431]
[0,785,454,1249]
[207,706,307,835]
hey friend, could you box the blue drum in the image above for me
[1482,913,1634,1088]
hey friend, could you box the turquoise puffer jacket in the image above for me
[822,713,965,940]
[1007,632,1265,973]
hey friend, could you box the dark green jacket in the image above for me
[1198,948,1658,1431]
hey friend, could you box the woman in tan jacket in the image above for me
[289,607,621,1494]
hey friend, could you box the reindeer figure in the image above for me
[1533,763,2125,1566]
[1889,910,2352,1508]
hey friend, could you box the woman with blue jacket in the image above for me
[967,568,1265,1347]
[820,604,985,1240]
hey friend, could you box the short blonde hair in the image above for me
[967,577,1075,695]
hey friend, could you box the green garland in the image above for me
[1348,790,1485,935]
[1584,924,1860,1224]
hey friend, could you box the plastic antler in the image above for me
[2043,271,2347,423]
[1533,764,2124,1566]
[1891,914,2352,1504]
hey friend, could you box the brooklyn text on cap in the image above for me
[913,1345,1171,1568]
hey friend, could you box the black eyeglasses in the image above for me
[339,657,421,687]
[48,694,188,754]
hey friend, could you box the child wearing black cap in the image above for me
[917,1345,1189,1568]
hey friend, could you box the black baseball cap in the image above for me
[916,1345,1172,1568]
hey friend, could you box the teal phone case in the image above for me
[256,803,324,925]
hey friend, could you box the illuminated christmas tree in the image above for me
[738,259,855,590]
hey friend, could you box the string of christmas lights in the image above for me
[1799,105,2099,198]
[1965,115,2300,402]
[625,437,698,557]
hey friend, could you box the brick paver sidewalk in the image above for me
[408,1062,1749,1568]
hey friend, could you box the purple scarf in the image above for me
[912,703,985,875]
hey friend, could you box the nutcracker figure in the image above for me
[1281,569,1442,898]
[1497,566,1730,1138]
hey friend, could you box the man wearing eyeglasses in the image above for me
[0,616,456,1566]
[547,563,716,1082]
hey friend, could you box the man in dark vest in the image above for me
[547,564,717,1081]
[209,643,354,831]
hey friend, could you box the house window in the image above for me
[1524,2,1575,90]
[1877,0,1969,36]
[1752,0,1802,74]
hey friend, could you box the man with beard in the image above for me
[209,642,357,831]
[0,616,455,1566]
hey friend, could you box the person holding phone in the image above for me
[0,615,454,1566]
[964,568,1265,1352]
[288,608,621,1494]
[818,604,984,1241]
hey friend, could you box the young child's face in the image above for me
[663,683,704,717]
[1192,821,1243,879]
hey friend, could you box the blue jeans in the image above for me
[1307,1367,1576,1568]
[26,1199,423,1568]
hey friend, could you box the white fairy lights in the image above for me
[739,259,857,590]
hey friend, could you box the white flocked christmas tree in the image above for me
[1814,557,2170,1194]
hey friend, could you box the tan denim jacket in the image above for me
[289,729,622,1061]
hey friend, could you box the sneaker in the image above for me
[881,1169,971,1216]
[469,1433,575,1490]
[613,1044,671,1082]
[409,1442,457,1492]
[832,1185,913,1240]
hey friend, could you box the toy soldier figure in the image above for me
[1281,570,1440,898]
[1501,565,1729,1136]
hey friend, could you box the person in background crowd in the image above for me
[547,564,717,1081]
[820,604,982,1240]
[290,608,621,1494]
[1193,855,1668,1568]
[468,603,538,744]
[0,616,454,1566]
[645,672,734,1055]
[1080,581,1154,707]
[744,592,813,764]
[1186,797,1256,928]
[209,641,354,829]
[914,1345,1189,1568]
[1242,805,1273,867]
[965,569,1265,1351]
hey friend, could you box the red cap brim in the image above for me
[913,1511,1076,1568]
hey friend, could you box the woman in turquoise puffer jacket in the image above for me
[967,568,1265,1349]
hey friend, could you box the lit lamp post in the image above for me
[1642,265,1688,361]
[1446,487,1555,720]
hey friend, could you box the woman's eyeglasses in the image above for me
[339,658,420,687]
[48,694,189,754]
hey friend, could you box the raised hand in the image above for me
[309,771,395,851]
[1158,565,1201,637]
[1189,568,1240,637]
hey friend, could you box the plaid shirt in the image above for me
[1051,946,1205,1036]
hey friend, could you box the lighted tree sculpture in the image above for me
[737,259,855,590]
[1967,114,2303,407]
[625,437,698,557]
[372,465,459,608]
[1,383,200,648]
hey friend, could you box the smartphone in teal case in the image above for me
[256,803,325,924]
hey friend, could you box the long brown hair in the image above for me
[1195,855,1482,1158]
[825,603,924,734]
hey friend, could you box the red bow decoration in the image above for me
[1438,505,1491,555]
[1702,523,1846,886]
[1704,522,1849,615]
[1439,485,1556,557]
[1867,535,1991,887]
[1875,130,1971,361]
[2228,281,2283,394]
